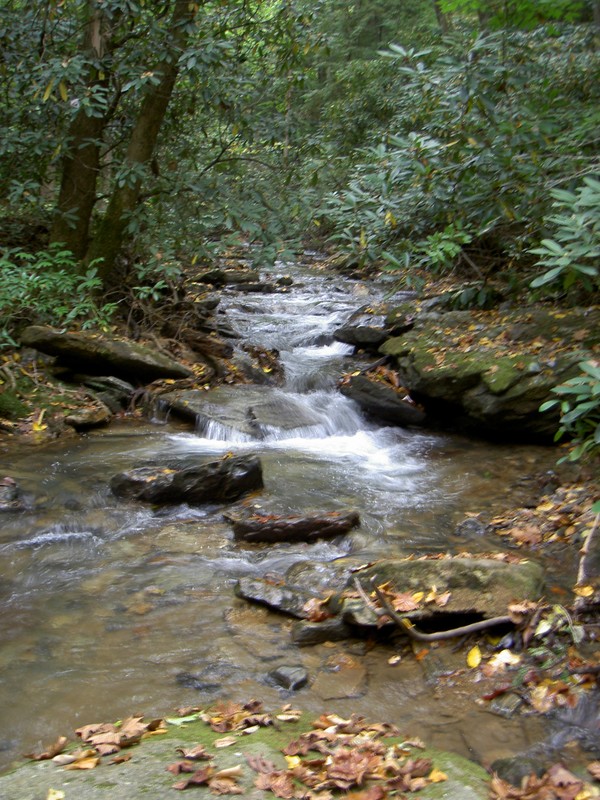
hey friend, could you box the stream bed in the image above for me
[0,262,573,774]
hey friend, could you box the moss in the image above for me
[0,389,29,419]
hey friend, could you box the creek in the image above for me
[0,260,573,774]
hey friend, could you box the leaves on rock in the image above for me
[24,736,68,761]
[490,762,591,799]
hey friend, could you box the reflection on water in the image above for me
[0,265,563,772]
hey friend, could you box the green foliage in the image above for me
[315,26,600,282]
[529,177,600,294]
[0,245,117,346]
[540,360,600,462]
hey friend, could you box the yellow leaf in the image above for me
[59,80,68,101]
[64,756,100,770]
[262,366,273,373]
[42,79,55,102]
[412,591,424,603]
[574,585,595,597]
[285,755,301,769]
[47,791,65,800]
[467,645,482,668]
[536,500,555,512]
[428,768,448,783]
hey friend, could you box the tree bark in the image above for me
[50,3,116,260]
[86,0,198,285]
[432,0,450,33]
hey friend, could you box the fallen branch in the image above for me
[353,576,512,642]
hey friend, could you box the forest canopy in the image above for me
[0,0,598,308]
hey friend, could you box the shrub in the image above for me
[540,360,600,463]
[0,244,117,346]
[529,177,600,295]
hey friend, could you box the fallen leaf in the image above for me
[63,756,101,770]
[214,736,238,748]
[588,761,600,781]
[574,585,594,598]
[467,645,482,668]
[176,744,213,761]
[24,736,68,761]
[46,791,65,800]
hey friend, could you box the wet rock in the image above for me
[65,401,112,431]
[455,517,489,537]
[0,477,21,510]
[276,275,294,287]
[234,577,320,618]
[291,617,354,647]
[161,385,328,437]
[110,454,263,505]
[490,755,548,786]
[340,374,426,427]
[343,557,545,628]
[175,672,220,691]
[0,713,492,800]
[268,665,308,691]
[20,325,192,383]
[227,510,360,544]
[198,268,260,285]
[333,325,388,351]
[71,375,135,412]
[380,306,600,441]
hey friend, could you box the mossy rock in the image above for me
[0,711,490,799]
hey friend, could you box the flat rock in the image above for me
[20,326,192,383]
[161,386,327,437]
[0,711,492,799]
[343,556,545,627]
[234,577,320,618]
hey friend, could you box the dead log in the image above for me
[227,510,360,543]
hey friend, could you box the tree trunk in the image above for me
[50,3,115,261]
[86,0,198,285]
[433,0,450,33]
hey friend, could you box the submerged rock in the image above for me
[110,454,263,505]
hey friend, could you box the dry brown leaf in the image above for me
[588,761,600,781]
[24,736,68,761]
[209,777,243,795]
[255,770,296,798]
[176,744,213,761]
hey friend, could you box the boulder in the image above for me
[110,454,263,505]
[226,510,360,543]
[341,556,545,628]
[333,325,388,351]
[380,306,600,440]
[340,374,426,427]
[20,326,192,383]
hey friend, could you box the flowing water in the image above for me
[0,261,575,773]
